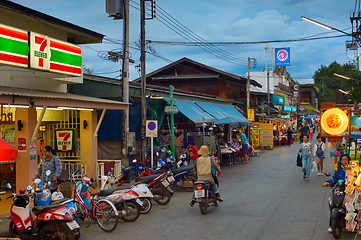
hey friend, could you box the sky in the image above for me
[10,0,358,84]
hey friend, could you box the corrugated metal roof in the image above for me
[0,86,128,110]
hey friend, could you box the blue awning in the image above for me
[164,98,214,124]
[194,101,250,124]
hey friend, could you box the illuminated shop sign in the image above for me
[0,23,82,76]
[284,105,296,112]
[320,108,349,136]
[272,95,284,105]
[0,23,29,68]
[55,129,75,152]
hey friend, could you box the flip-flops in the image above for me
[189,200,195,207]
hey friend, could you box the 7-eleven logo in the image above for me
[30,32,50,70]
[56,130,73,151]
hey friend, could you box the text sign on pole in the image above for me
[146,120,158,137]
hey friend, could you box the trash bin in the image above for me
[58,182,72,199]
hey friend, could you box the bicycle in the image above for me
[71,169,118,232]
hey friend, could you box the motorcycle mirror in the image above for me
[6,183,11,189]
[90,178,94,183]
[34,179,41,185]
[46,170,51,176]
[324,171,331,177]
[26,185,32,191]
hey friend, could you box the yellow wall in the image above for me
[15,108,38,190]
[80,110,97,180]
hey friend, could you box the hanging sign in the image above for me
[18,137,26,152]
[320,107,351,138]
[275,47,290,66]
[0,23,29,68]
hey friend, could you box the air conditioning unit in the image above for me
[106,0,124,19]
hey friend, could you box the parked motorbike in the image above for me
[171,164,196,192]
[33,170,81,239]
[7,183,78,239]
[324,171,346,239]
[193,181,220,214]
[134,170,175,205]
[101,170,154,214]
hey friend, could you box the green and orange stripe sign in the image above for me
[0,23,29,67]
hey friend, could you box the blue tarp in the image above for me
[164,97,214,124]
[194,101,250,124]
[303,115,317,119]
[97,98,149,140]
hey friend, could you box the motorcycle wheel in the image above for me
[184,175,197,192]
[331,216,342,239]
[39,221,75,240]
[140,197,152,214]
[153,187,171,205]
[74,201,85,224]
[8,220,20,238]
[121,200,141,222]
[199,199,208,214]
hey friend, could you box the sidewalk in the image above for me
[0,212,11,238]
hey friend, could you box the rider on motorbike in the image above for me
[322,153,350,234]
[189,145,222,207]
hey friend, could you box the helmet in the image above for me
[51,191,64,201]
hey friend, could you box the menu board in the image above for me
[259,124,273,147]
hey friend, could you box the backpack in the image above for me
[316,143,324,157]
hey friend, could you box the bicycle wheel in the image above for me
[94,200,118,232]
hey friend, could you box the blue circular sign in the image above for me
[148,121,156,130]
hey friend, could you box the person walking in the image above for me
[314,135,326,176]
[287,127,293,147]
[299,135,314,181]
[240,131,249,163]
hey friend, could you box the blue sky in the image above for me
[11,0,356,84]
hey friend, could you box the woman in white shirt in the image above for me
[314,135,326,176]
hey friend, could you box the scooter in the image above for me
[7,183,78,239]
[101,170,154,214]
[193,181,220,214]
[324,171,346,239]
[134,170,175,205]
[171,164,196,192]
[33,171,81,239]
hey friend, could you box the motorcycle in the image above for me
[101,170,154,214]
[134,170,175,205]
[7,183,78,239]
[324,171,346,239]
[33,170,81,239]
[171,164,196,192]
[193,181,220,214]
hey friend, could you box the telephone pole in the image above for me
[140,0,146,161]
[247,57,256,119]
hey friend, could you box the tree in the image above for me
[313,61,360,104]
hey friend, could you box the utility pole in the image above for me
[247,57,256,119]
[122,0,129,159]
[267,69,270,115]
[140,0,146,162]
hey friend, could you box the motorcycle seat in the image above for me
[32,203,66,216]
[172,165,194,175]
[97,187,118,196]
[50,198,72,205]
[136,174,160,183]
[149,169,164,174]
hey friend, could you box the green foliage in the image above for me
[313,61,360,104]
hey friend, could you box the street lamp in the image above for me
[301,16,351,36]
[334,73,360,82]
[339,89,350,95]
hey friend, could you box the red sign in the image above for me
[18,137,26,152]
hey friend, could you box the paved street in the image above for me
[77,140,358,240]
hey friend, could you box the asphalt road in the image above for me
[62,141,360,240]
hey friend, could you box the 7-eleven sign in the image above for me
[29,32,50,70]
[55,129,75,152]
